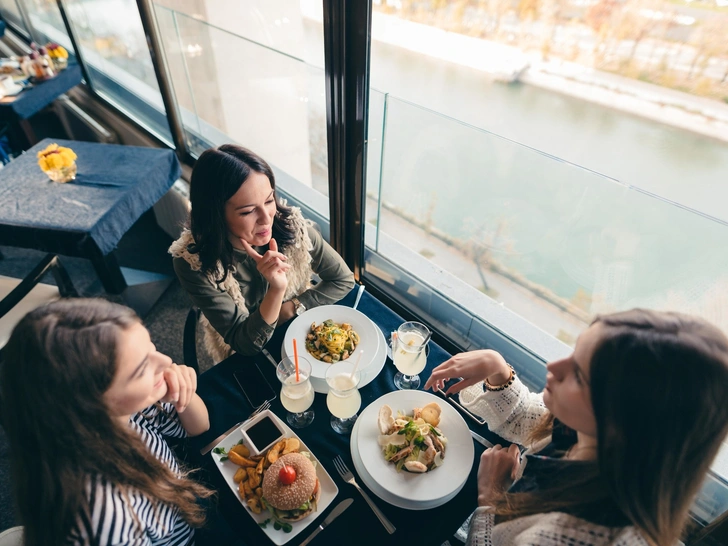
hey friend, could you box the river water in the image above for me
[306,23,728,322]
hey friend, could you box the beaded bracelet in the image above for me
[484,364,516,392]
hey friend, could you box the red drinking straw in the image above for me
[293,338,300,382]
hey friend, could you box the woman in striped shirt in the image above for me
[0,299,214,545]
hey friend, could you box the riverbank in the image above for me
[522,59,728,143]
[301,1,728,144]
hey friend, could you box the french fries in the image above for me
[225,436,304,510]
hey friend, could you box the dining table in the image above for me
[187,287,505,546]
[0,138,179,317]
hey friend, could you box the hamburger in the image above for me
[262,452,320,522]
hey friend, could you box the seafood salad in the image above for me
[377,402,447,473]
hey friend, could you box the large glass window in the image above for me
[153,0,329,220]
[19,0,74,54]
[363,0,728,355]
[59,0,172,142]
[0,0,29,36]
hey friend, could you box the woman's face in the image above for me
[103,322,171,420]
[224,171,276,248]
[542,322,601,437]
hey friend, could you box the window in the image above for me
[364,0,728,363]
[60,0,172,142]
[19,0,74,54]
[0,0,29,37]
[153,0,329,221]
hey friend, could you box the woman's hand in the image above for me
[477,444,521,507]
[424,349,510,395]
[241,238,290,293]
[160,363,197,413]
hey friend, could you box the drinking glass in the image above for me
[325,361,362,434]
[276,356,315,428]
[393,321,431,390]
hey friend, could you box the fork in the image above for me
[200,399,271,456]
[332,455,396,534]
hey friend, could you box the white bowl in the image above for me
[282,305,381,392]
[351,390,474,508]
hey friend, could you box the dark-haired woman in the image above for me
[170,144,354,363]
[0,299,213,545]
[426,309,728,546]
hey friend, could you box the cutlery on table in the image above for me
[298,498,353,546]
[200,399,271,456]
[352,283,366,310]
[332,455,396,534]
[261,348,279,369]
[435,387,486,425]
[470,429,494,449]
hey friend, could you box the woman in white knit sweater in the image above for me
[426,309,728,546]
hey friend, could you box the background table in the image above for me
[188,288,504,546]
[0,64,82,146]
[0,138,180,316]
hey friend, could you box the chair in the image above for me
[182,307,201,375]
[0,253,78,351]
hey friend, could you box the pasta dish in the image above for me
[305,319,360,363]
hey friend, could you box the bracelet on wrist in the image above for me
[484,364,516,392]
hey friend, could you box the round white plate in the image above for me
[351,390,474,507]
[282,305,384,393]
[349,416,463,510]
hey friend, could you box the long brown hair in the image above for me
[0,299,213,546]
[493,309,728,545]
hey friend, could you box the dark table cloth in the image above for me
[189,288,502,546]
[0,64,82,120]
[0,138,180,255]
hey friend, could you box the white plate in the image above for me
[210,410,339,545]
[351,390,474,508]
[350,416,463,510]
[282,305,385,393]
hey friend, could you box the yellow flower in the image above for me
[37,143,77,172]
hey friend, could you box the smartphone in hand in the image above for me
[233,363,277,409]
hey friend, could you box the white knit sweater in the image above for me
[458,378,649,546]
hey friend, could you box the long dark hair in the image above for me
[493,309,728,545]
[188,144,296,282]
[0,299,213,546]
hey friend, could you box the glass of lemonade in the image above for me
[393,321,431,390]
[276,356,315,429]
[325,361,362,434]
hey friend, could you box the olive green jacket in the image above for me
[172,221,354,362]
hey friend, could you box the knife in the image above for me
[298,498,353,546]
[470,429,494,449]
[261,348,279,369]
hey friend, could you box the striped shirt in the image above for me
[68,403,194,546]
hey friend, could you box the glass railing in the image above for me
[366,94,728,355]
[153,5,329,207]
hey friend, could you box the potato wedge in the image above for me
[233,467,248,484]
[238,480,246,500]
[250,455,263,462]
[255,456,265,475]
[247,497,262,514]
[230,444,251,458]
[255,487,263,498]
[282,437,300,455]
[228,451,257,467]
[267,440,286,464]
[243,481,254,499]
[247,467,261,489]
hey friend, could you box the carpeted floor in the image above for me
[0,208,214,531]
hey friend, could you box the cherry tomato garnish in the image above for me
[279,465,297,485]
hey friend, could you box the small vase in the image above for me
[45,162,77,183]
